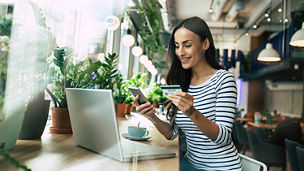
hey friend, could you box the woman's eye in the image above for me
[185,45,191,48]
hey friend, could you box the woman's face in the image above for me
[174,27,207,69]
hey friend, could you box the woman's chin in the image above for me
[181,63,191,69]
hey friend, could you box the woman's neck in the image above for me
[191,61,218,86]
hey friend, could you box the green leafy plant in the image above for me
[0,151,31,171]
[0,15,12,36]
[130,0,166,69]
[93,53,119,91]
[147,85,167,104]
[113,73,132,104]
[47,47,104,108]
[113,73,149,104]
[0,14,12,122]
[128,73,147,88]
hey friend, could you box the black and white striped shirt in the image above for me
[170,69,242,170]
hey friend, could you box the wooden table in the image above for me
[235,117,253,122]
[247,121,278,130]
[0,113,179,171]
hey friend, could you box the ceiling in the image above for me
[163,0,304,43]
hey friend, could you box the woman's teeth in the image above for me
[181,57,190,63]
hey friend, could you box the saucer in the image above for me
[122,133,152,141]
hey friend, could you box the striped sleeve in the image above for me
[213,72,237,145]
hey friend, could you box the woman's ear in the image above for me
[202,38,210,51]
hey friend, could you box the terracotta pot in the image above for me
[115,103,127,117]
[50,107,72,134]
[153,103,159,108]
[126,104,134,115]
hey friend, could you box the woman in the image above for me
[135,16,242,170]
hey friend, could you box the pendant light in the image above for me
[105,15,120,31]
[132,46,143,56]
[289,22,304,47]
[257,43,281,62]
[122,29,135,47]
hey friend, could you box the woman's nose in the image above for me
[177,47,185,56]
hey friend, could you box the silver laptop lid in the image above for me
[66,88,123,161]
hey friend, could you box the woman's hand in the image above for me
[134,95,156,120]
[170,92,195,117]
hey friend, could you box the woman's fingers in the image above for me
[170,93,194,116]
[134,95,140,106]
[140,105,155,114]
[170,93,193,105]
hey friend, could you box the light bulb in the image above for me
[122,34,135,47]
[132,46,143,56]
[139,55,148,64]
[105,15,120,31]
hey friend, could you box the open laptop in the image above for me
[65,88,176,162]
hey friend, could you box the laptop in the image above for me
[65,88,176,162]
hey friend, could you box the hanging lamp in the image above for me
[257,43,281,62]
[289,21,304,47]
[132,46,143,56]
[122,29,135,47]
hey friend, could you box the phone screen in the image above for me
[128,87,148,105]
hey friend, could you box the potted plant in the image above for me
[47,49,118,133]
[147,85,167,108]
[46,47,74,134]
[113,73,131,117]
[46,47,102,133]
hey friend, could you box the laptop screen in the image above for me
[66,88,123,161]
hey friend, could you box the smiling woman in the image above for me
[135,16,242,171]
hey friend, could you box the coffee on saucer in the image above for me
[128,126,149,137]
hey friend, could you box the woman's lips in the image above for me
[180,57,191,63]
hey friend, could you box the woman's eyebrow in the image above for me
[175,40,192,44]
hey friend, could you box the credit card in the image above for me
[160,85,182,96]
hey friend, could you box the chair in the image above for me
[296,146,304,171]
[253,126,272,142]
[234,121,250,154]
[246,129,286,170]
[285,139,304,171]
[239,153,267,171]
[232,122,243,152]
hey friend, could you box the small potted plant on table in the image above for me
[147,85,167,108]
[113,73,133,117]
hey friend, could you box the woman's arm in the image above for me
[134,95,174,139]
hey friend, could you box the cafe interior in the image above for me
[0,0,304,170]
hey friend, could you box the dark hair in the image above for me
[164,99,177,128]
[166,16,222,92]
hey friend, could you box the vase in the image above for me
[126,104,134,115]
[49,107,72,134]
[18,92,51,139]
[153,103,159,108]
[115,103,127,117]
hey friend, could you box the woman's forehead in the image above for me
[174,27,200,42]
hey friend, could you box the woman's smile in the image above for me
[180,57,191,64]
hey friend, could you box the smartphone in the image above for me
[128,87,149,105]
